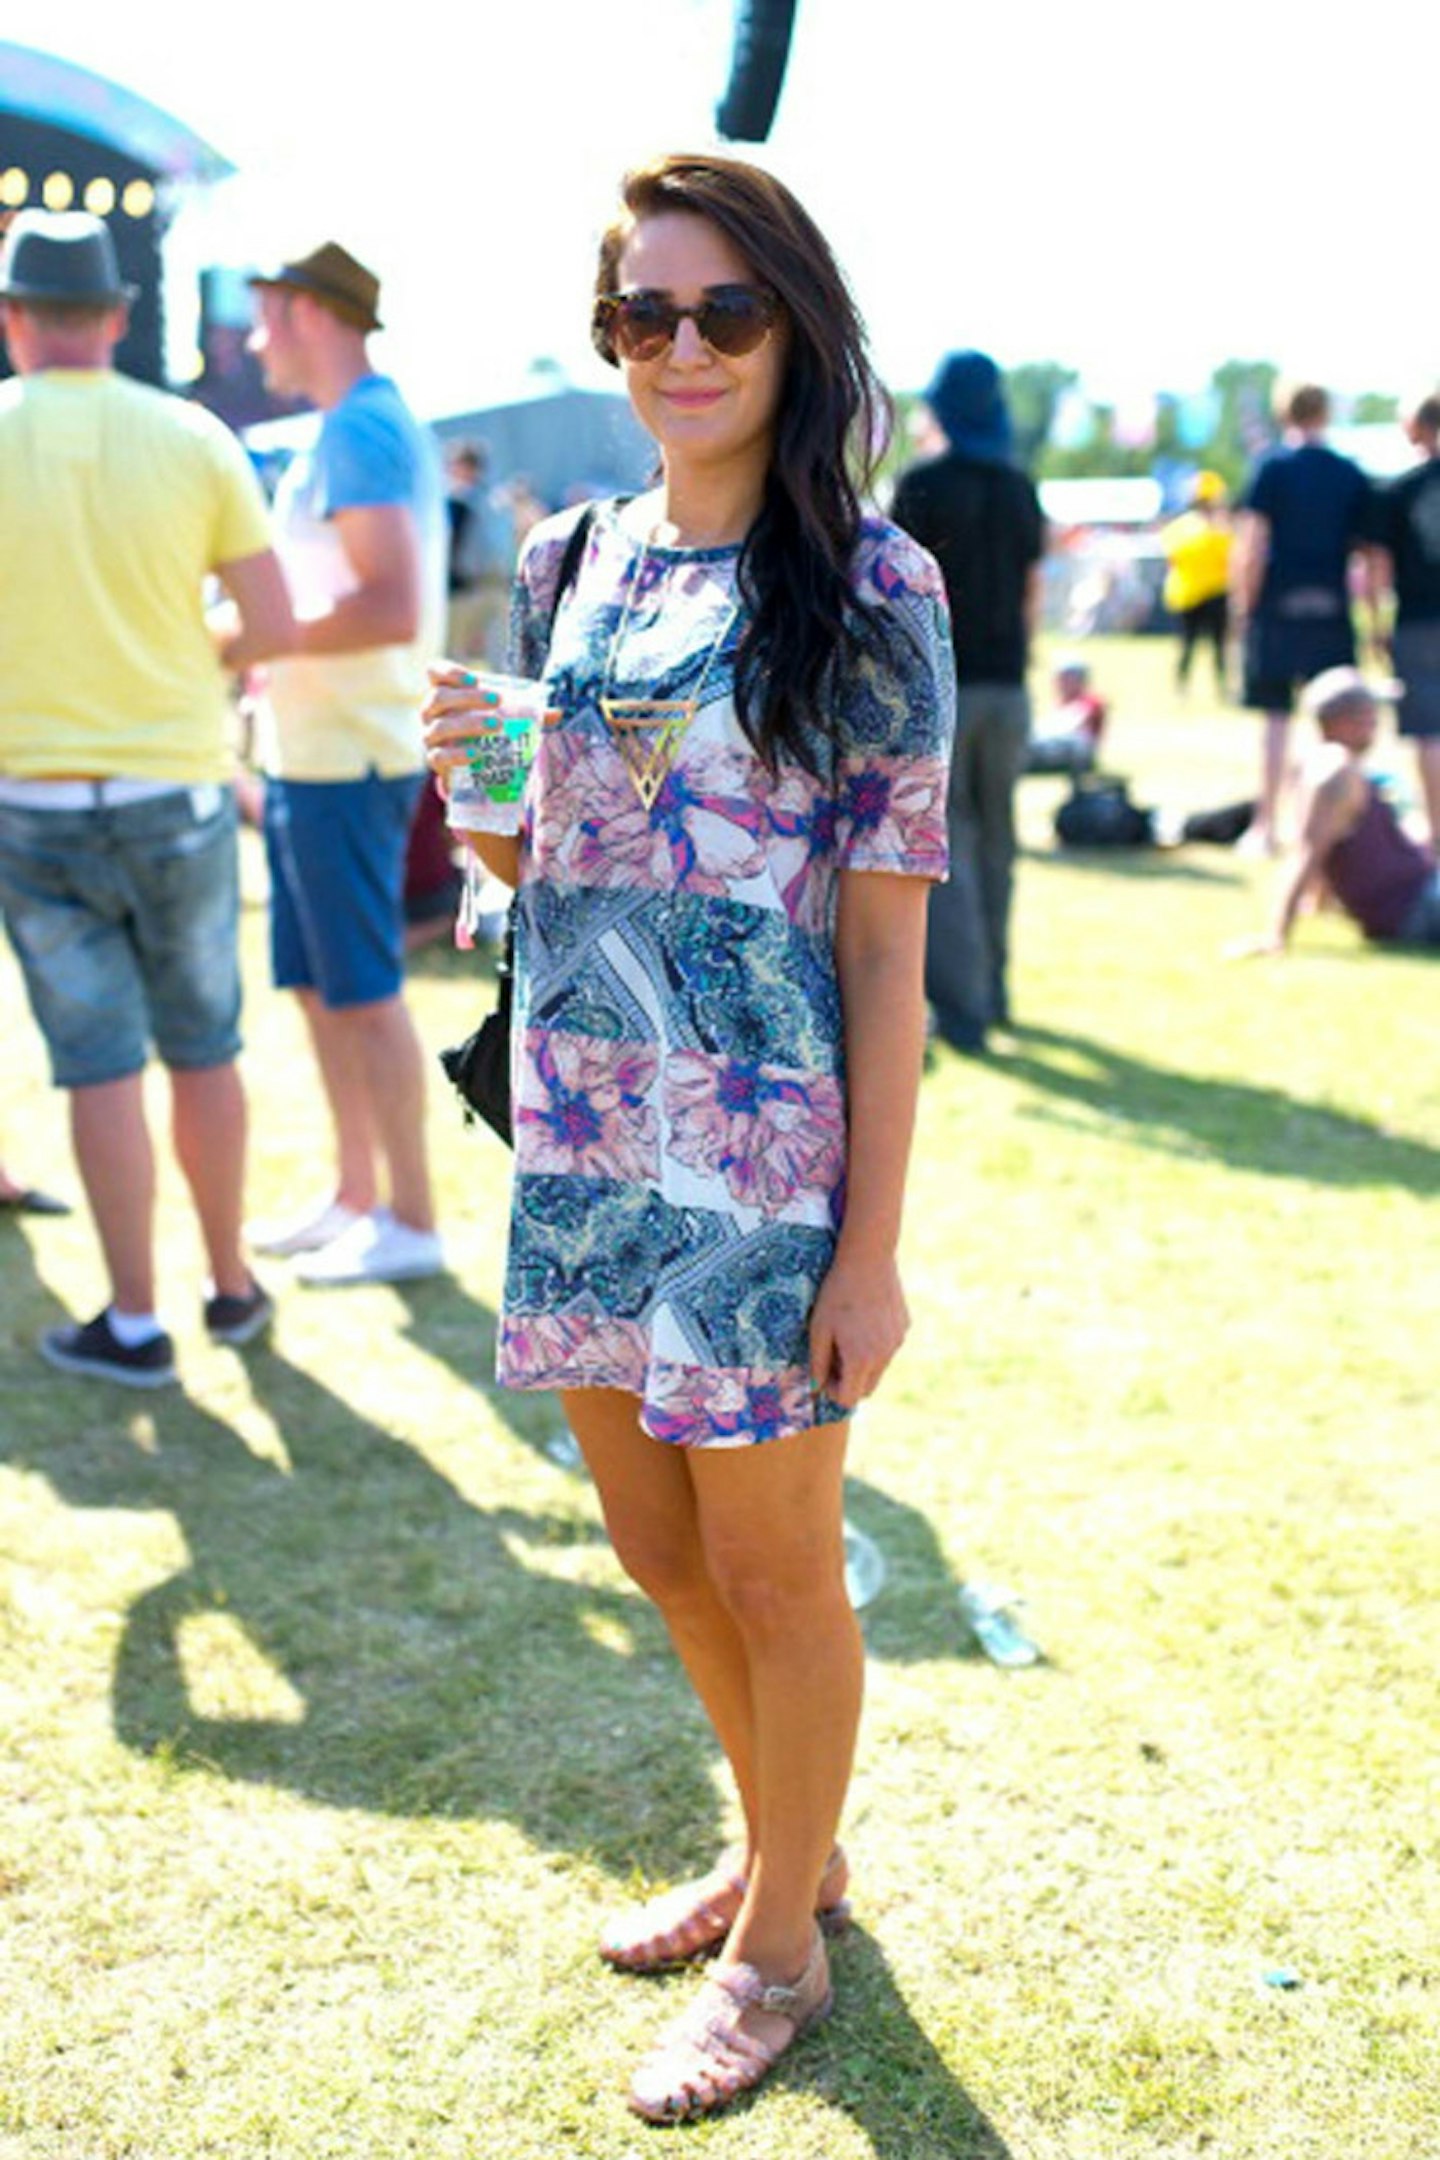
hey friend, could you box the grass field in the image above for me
[2,637,1436,2159]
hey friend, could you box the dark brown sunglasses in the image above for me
[592,284,779,366]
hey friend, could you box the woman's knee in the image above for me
[604,1511,712,1610]
[702,1527,847,1641]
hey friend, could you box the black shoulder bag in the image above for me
[438,506,595,1145]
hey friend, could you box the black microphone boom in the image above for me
[715,0,798,143]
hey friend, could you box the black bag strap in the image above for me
[547,501,599,638]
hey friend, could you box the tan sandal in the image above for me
[627,1929,833,2123]
[599,1846,851,1974]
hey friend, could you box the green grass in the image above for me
[2,638,1436,2158]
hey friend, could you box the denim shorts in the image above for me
[0,784,242,1088]
[263,769,422,1008]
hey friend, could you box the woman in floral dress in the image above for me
[424,153,953,2121]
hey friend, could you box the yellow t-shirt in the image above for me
[1163,512,1232,614]
[0,369,271,782]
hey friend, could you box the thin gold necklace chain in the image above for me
[603,525,740,711]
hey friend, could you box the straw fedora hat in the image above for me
[248,242,383,332]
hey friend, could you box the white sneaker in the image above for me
[247,1198,364,1258]
[293,1208,446,1286]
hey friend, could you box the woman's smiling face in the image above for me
[614,211,786,476]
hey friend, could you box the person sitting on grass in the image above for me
[1025,652,1108,775]
[1234,668,1439,956]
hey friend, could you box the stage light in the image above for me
[122,179,154,218]
[85,177,117,215]
[42,171,75,210]
[0,168,29,207]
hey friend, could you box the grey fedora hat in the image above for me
[0,210,138,305]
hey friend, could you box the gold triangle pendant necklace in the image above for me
[599,524,740,812]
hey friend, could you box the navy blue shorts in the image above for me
[264,770,423,1008]
[1243,616,1355,714]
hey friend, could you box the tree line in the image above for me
[1002,360,1399,487]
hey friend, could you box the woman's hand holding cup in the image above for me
[422,664,553,835]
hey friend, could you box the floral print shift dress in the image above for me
[497,499,954,1447]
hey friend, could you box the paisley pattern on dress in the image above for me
[494,500,955,1447]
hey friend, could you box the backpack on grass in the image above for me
[1053,772,1155,848]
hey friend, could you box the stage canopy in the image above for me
[0,40,233,184]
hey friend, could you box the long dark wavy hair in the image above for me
[593,153,897,775]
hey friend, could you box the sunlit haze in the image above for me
[5,0,1432,421]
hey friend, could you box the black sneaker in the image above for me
[203,1278,274,1346]
[40,1310,177,1389]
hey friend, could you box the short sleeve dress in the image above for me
[498,499,955,1448]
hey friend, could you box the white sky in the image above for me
[5,1,1433,420]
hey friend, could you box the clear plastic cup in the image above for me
[445,672,548,834]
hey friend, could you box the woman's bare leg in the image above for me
[690,1421,861,1982]
[562,1387,761,1843]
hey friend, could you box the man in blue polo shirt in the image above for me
[237,242,447,1284]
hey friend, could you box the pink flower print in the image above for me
[528,733,639,887]
[664,1050,844,1217]
[837,754,947,872]
[646,1360,816,1447]
[645,738,768,894]
[858,520,947,606]
[764,769,837,930]
[530,730,765,896]
[516,1030,660,1183]
[500,1310,649,1393]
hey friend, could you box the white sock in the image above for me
[108,1307,165,1348]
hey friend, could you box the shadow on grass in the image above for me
[1000,1021,1440,1195]
[386,1274,584,1470]
[2,1258,1015,2140]
[0,1316,721,1877]
[0,1211,50,1368]
[805,1926,1014,2158]
[1020,840,1244,886]
[1,1272,1006,1846]
[845,1474,1021,1669]
[388,1281,1003,1667]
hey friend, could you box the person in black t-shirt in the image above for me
[891,351,1045,1050]
[1371,390,1440,845]
[1232,381,1376,852]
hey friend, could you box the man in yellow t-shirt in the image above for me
[0,210,294,1388]
[1162,470,1233,698]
